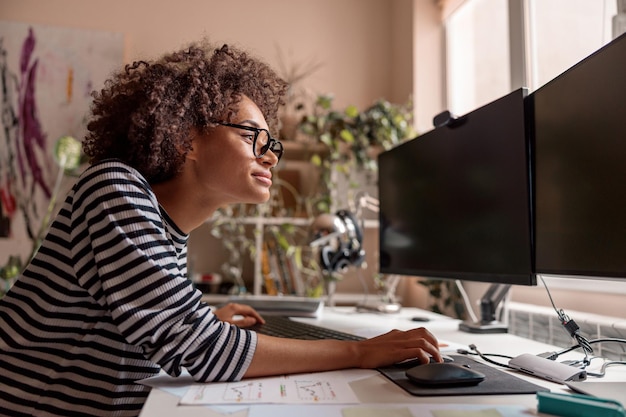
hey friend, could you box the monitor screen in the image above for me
[532,32,626,279]
[379,88,535,286]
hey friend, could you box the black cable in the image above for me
[561,356,598,368]
[542,337,626,373]
[456,349,513,360]
[539,276,594,364]
[551,337,626,359]
[458,337,626,378]
[459,344,517,369]
[528,337,626,377]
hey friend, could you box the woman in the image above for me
[0,39,441,417]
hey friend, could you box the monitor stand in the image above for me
[458,283,511,334]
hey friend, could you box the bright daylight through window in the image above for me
[444,0,626,297]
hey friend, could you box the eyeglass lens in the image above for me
[255,130,283,161]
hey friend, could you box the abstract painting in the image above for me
[0,21,123,271]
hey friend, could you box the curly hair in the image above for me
[83,39,288,184]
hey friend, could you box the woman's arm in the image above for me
[244,327,441,378]
[213,302,442,377]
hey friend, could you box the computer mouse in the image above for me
[405,362,485,387]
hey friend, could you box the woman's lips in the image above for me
[252,171,272,186]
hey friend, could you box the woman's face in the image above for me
[190,95,279,206]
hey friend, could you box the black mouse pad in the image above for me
[377,354,549,396]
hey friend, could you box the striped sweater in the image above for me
[0,160,257,416]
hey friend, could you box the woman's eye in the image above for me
[241,134,255,143]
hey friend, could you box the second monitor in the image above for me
[378,88,534,332]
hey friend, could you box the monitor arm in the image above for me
[458,283,511,334]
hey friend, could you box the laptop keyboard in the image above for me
[251,316,365,341]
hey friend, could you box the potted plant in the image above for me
[297,94,416,214]
[293,95,416,302]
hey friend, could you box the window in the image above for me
[443,0,626,298]
[527,0,617,89]
[445,0,619,113]
[445,0,510,116]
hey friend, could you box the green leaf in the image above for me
[317,94,334,109]
[293,247,303,268]
[339,129,354,143]
[320,132,333,147]
[310,154,322,166]
[276,233,290,250]
[345,104,359,118]
[54,135,82,172]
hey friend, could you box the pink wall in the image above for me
[3,0,619,319]
[0,0,421,110]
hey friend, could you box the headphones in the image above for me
[312,209,366,273]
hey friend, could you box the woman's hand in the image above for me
[214,303,265,328]
[352,327,442,368]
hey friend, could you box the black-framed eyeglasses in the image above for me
[217,122,284,163]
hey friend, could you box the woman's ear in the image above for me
[185,143,198,162]
[184,129,200,162]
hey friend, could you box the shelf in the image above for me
[200,292,376,307]
[231,216,313,226]
[213,215,377,229]
[202,210,380,296]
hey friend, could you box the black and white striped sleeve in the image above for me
[69,162,257,382]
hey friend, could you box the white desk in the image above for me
[139,307,625,417]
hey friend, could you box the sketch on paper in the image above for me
[180,371,359,405]
[0,21,123,268]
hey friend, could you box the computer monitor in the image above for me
[531,32,626,279]
[378,88,534,332]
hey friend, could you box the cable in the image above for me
[586,361,626,378]
[458,341,626,379]
[457,344,516,369]
[550,337,626,358]
[540,276,594,365]
[539,337,626,378]
[458,337,626,378]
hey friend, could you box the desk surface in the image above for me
[139,306,625,417]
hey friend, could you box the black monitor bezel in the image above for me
[530,32,626,279]
[378,88,536,286]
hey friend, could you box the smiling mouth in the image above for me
[253,173,272,186]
